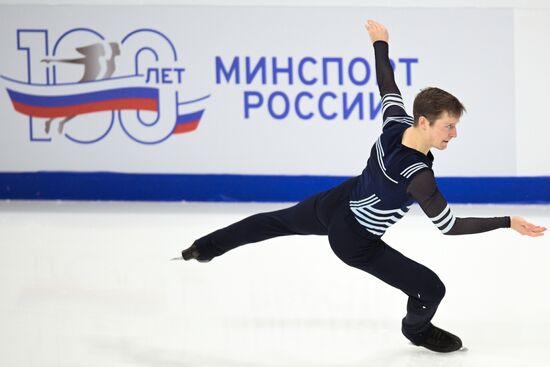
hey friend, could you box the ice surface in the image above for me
[1,201,549,366]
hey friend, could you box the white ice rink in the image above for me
[1,201,549,367]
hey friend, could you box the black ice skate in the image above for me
[180,244,210,263]
[415,325,463,353]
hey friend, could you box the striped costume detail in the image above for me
[382,115,413,129]
[350,194,410,236]
[381,93,406,116]
[429,204,457,234]
[375,137,398,184]
[400,163,429,179]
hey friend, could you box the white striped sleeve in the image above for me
[429,205,457,234]
[400,162,429,179]
[382,93,405,113]
[407,170,511,236]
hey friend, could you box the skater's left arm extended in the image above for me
[407,170,547,237]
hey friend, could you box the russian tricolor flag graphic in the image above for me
[7,87,159,118]
[2,76,207,135]
[174,110,203,134]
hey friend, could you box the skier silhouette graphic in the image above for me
[41,42,121,134]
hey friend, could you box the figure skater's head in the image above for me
[412,87,466,151]
[413,87,465,126]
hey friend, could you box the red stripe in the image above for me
[173,120,199,134]
[12,98,158,118]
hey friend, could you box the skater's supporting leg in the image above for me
[328,212,446,343]
[363,244,446,343]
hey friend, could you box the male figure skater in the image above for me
[180,20,546,353]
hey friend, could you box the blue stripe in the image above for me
[0,173,549,203]
[7,87,158,107]
[176,110,204,124]
[436,176,550,204]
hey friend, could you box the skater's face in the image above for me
[425,112,460,150]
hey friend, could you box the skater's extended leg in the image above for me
[186,194,328,261]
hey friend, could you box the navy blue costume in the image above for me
[191,40,510,344]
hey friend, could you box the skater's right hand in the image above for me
[365,20,389,44]
[510,216,546,237]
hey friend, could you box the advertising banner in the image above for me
[1,6,533,202]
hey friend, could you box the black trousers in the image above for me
[193,177,445,343]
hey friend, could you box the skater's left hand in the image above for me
[510,216,547,237]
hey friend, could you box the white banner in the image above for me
[0,6,514,176]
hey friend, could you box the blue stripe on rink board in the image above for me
[0,172,550,203]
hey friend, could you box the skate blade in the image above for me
[409,342,468,353]
[170,256,184,261]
